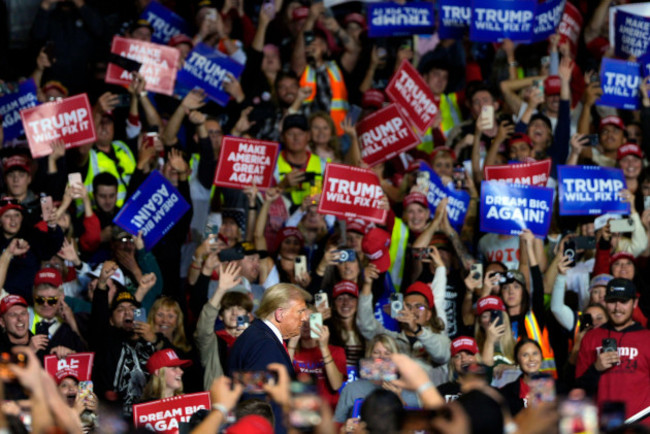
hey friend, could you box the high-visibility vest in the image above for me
[83,141,136,208]
[417,93,463,154]
[388,217,409,291]
[299,61,349,135]
[274,152,327,206]
[523,311,557,379]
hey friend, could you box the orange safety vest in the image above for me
[523,311,557,379]
[299,61,348,136]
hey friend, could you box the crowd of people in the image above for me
[0,0,650,432]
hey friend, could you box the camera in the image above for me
[390,293,404,318]
[237,315,250,329]
[334,249,356,263]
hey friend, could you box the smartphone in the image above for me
[35,321,50,336]
[600,401,626,431]
[78,381,93,399]
[390,293,404,318]
[532,79,545,99]
[218,246,245,262]
[351,398,364,418]
[645,196,650,210]
[134,308,147,323]
[480,105,494,130]
[232,370,277,394]
[0,352,27,382]
[115,94,131,108]
[376,47,387,61]
[236,315,250,330]
[416,171,430,193]
[563,240,576,267]
[289,382,322,429]
[359,358,398,382]
[314,291,329,309]
[262,0,275,20]
[44,41,56,63]
[586,134,600,147]
[528,374,555,406]
[540,56,550,67]
[470,263,483,283]
[304,30,315,46]
[559,397,599,434]
[452,166,466,190]
[590,72,600,84]
[40,195,54,221]
[573,236,596,250]
[490,309,503,326]
[609,218,634,233]
[309,312,323,339]
[303,171,317,184]
[345,104,362,124]
[294,255,307,276]
[203,224,220,240]
[579,313,593,332]
[334,249,356,263]
[68,172,83,188]
[323,7,334,18]
[602,338,618,353]
[144,132,157,149]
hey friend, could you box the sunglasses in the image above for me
[34,296,59,306]
[0,198,20,207]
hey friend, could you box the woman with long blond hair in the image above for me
[142,349,192,401]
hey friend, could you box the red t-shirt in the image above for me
[292,345,347,409]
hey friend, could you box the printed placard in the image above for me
[318,163,387,224]
[141,1,190,45]
[105,36,179,95]
[133,392,211,434]
[483,159,551,187]
[385,59,438,134]
[44,352,94,383]
[0,79,39,142]
[113,171,191,249]
[557,2,582,55]
[418,162,470,231]
[469,0,537,42]
[213,136,279,190]
[598,58,641,110]
[558,165,630,216]
[531,0,567,43]
[20,93,96,158]
[176,43,245,106]
[609,4,650,59]
[480,181,553,237]
[367,2,434,38]
[438,0,472,39]
[357,104,419,167]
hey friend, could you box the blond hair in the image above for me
[147,297,191,352]
[141,367,183,401]
[365,334,400,357]
[474,314,515,363]
[255,283,312,320]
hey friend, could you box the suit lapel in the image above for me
[254,320,293,370]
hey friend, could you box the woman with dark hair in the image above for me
[498,338,546,416]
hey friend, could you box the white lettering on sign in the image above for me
[371,7,431,26]
[144,11,182,41]
[130,183,181,235]
[27,108,90,142]
[473,8,533,33]
[602,71,640,98]
[183,52,228,89]
[326,177,384,208]
[360,116,409,157]
[393,71,437,123]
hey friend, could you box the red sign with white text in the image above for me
[44,352,94,383]
[484,159,552,187]
[385,59,438,134]
[318,163,387,224]
[357,104,420,167]
[106,36,179,95]
[214,136,279,190]
[558,2,582,56]
[133,392,211,434]
[20,93,96,158]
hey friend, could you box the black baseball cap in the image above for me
[282,114,309,132]
[604,278,637,302]
[236,242,259,256]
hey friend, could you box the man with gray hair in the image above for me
[228,283,311,378]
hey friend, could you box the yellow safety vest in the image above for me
[417,93,463,154]
[300,61,349,136]
[274,152,327,206]
[523,311,557,379]
[389,217,409,291]
[83,141,136,208]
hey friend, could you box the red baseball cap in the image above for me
[225,415,273,434]
[168,34,193,48]
[431,146,457,162]
[292,6,309,21]
[405,281,434,309]
[361,89,385,109]
[343,12,367,30]
[617,143,643,160]
[599,115,625,131]
[146,349,192,374]
[34,267,63,288]
[451,336,479,357]
[346,219,369,235]
[507,132,533,149]
[362,227,391,272]
[0,295,28,315]
[3,155,31,174]
[403,192,428,209]
[276,227,304,248]
[333,280,359,298]
[611,251,635,265]
[475,295,506,316]
[543,75,561,95]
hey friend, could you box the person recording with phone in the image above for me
[576,278,650,426]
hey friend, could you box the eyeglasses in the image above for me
[119,237,134,244]
[34,296,59,306]
[405,303,427,312]
[0,198,19,207]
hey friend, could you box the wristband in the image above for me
[139,91,147,98]
[415,381,434,396]
[212,403,229,416]
[508,61,518,67]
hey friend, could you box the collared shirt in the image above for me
[263,319,284,344]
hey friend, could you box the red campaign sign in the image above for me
[133,391,211,434]
[385,59,438,134]
[317,163,387,224]
[557,2,582,56]
[213,136,279,190]
[20,93,96,158]
[44,352,94,383]
[483,159,552,187]
[105,36,179,95]
[357,104,420,167]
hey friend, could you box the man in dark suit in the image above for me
[228,282,311,377]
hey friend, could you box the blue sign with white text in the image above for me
[113,171,190,249]
[368,2,434,38]
[438,0,471,39]
[469,0,536,42]
[141,1,190,45]
[480,181,553,237]
[176,43,245,106]
[598,58,641,110]
[531,0,566,43]
[614,9,650,59]
[558,165,630,216]
[419,162,470,232]
[0,80,39,142]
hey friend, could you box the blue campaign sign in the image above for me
[438,0,471,39]
[598,58,641,110]
[531,0,567,43]
[419,162,470,232]
[614,9,650,59]
[0,80,39,142]
[141,1,190,45]
[176,43,245,106]
[558,165,630,216]
[480,181,553,238]
[113,171,190,249]
[469,0,536,42]
[368,2,434,38]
